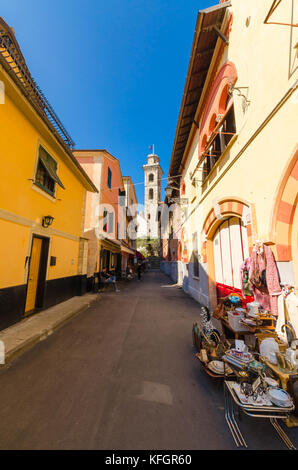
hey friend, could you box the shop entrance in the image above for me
[25,236,49,315]
[213,216,249,300]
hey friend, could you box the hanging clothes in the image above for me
[249,243,281,316]
[240,258,253,297]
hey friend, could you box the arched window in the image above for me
[149,188,154,200]
[149,174,154,182]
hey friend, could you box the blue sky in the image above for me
[2,0,215,204]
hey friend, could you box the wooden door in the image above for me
[25,237,42,314]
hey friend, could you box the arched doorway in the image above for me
[202,198,255,309]
[213,216,251,300]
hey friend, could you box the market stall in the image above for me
[192,242,298,449]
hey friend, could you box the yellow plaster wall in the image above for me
[47,236,79,281]
[0,219,29,288]
[0,69,88,290]
[0,90,85,237]
[183,0,297,249]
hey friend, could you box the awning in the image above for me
[135,251,145,260]
[121,245,136,255]
[99,237,121,253]
[39,146,65,189]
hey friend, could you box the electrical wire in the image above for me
[99,174,182,193]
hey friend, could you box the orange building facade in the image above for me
[73,150,136,287]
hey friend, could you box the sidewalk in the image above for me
[0,293,100,366]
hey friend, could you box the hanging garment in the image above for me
[249,244,281,316]
[240,258,253,297]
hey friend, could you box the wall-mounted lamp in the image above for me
[165,186,173,198]
[229,86,251,109]
[42,215,54,228]
[165,185,180,199]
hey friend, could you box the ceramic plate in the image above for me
[268,388,292,407]
[264,377,279,387]
[209,361,224,373]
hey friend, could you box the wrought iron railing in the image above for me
[0,25,75,148]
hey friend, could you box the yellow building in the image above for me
[162,1,298,310]
[0,18,98,330]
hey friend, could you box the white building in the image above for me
[143,152,164,239]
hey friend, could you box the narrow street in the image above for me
[0,271,297,450]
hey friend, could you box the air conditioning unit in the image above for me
[216,114,224,123]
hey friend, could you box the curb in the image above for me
[0,294,100,367]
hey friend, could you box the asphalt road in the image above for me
[0,271,297,450]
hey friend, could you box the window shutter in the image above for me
[108,212,114,234]
[38,146,65,189]
[108,168,112,189]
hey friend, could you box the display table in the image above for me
[262,359,298,428]
[224,380,296,449]
[220,318,253,340]
[263,359,297,390]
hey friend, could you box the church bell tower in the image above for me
[143,148,163,239]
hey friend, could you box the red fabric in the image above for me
[136,251,145,260]
[216,283,253,307]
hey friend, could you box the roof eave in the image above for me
[168,1,231,178]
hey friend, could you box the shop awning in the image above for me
[121,245,136,255]
[99,237,121,253]
[135,251,145,260]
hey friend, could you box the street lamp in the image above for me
[165,186,173,198]
[42,215,54,228]
[165,185,179,199]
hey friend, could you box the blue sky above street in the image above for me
[2,0,215,204]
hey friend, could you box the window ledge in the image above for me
[32,182,56,202]
[193,276,200,281]
[202,133,238,189]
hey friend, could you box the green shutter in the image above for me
[39,146,65,189]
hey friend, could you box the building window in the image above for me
[108,167,112,189]
[111,253,116,269]
[103,209,108,232]
[34,146,65,197]
[118,189,125,206]
[149,188,154,200]
[149,173,154,182]
[101,249,109,270]
[202,96,236,182]
[192,233,199,278]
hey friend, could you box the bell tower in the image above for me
[143,148,163,238]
